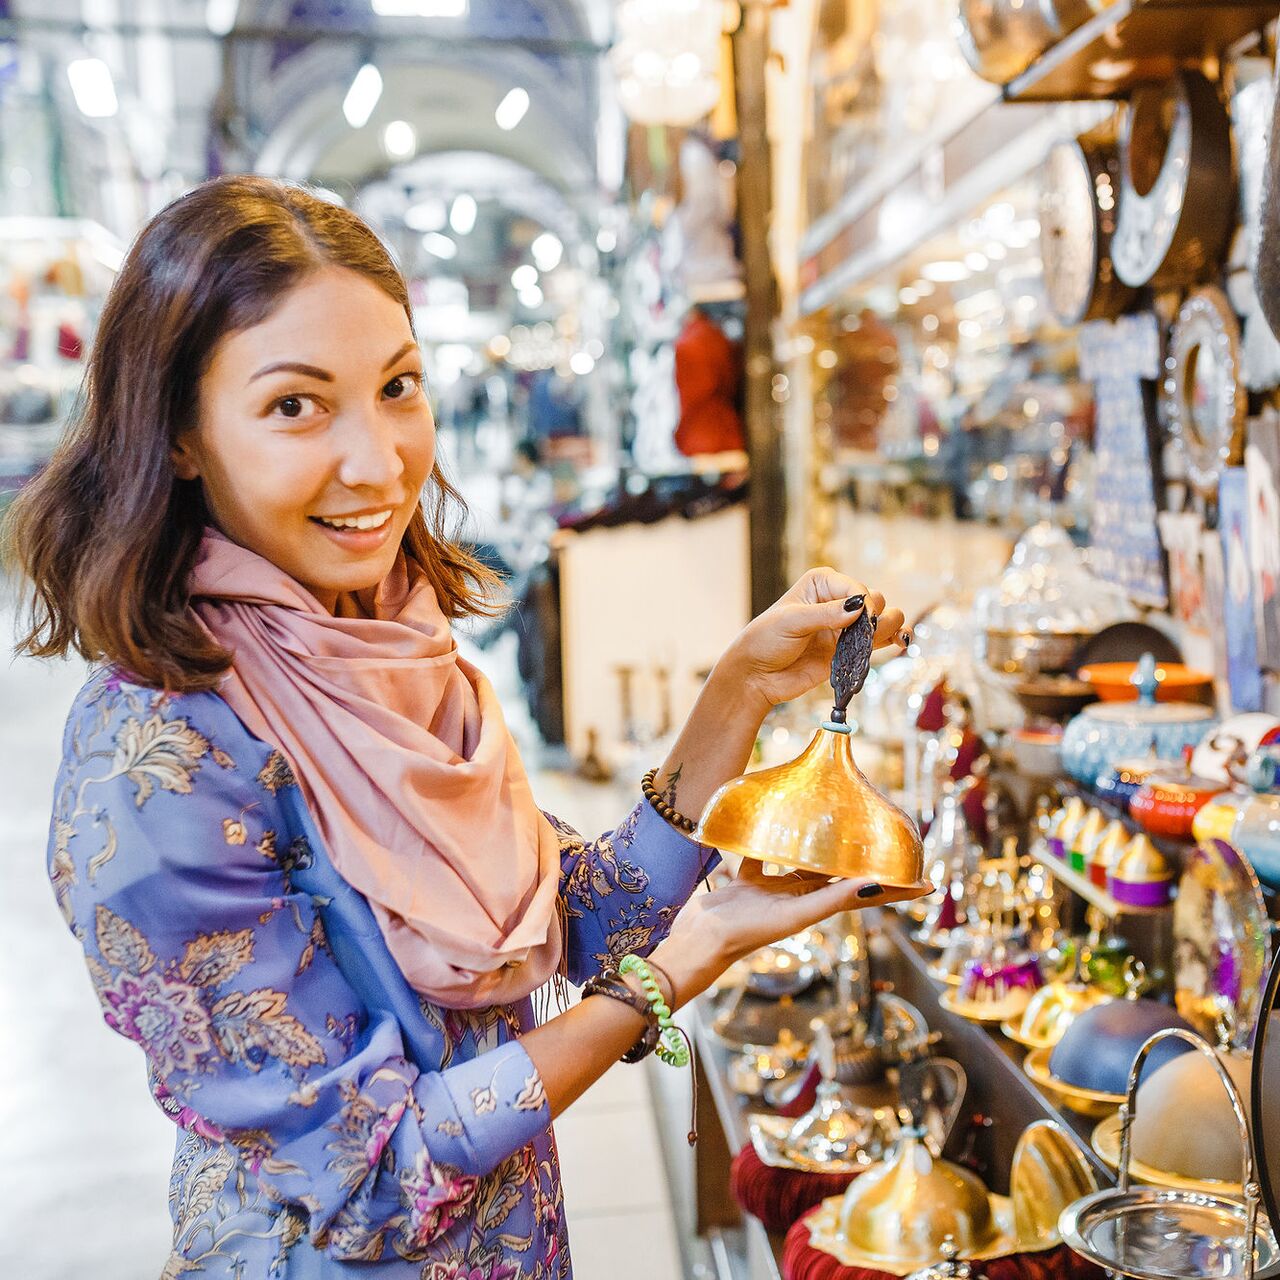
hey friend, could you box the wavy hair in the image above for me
[3,175,498,691]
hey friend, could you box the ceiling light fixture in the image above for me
[206,0,240,35]
[422,232,457,260]
[511,264,539,291]
[920,260,969,283]
[372,1,469,15]
[382,119,416,159]
[67,57,118,118]
[495,87,530,131]
[531,232,562,272]
[405,198,447,232]
[449,193,477,236]
[343,63,383,128]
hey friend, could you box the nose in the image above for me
[335,405,406,494]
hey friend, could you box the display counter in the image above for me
[677,908,1119,1280]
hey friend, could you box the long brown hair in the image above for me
[3,175,498,692]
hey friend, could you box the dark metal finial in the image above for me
[829,608,877,724]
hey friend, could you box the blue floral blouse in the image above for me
[48,668,716,1278]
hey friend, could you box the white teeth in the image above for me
[315,510,392,531]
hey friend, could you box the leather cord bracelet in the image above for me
[581,970,659,1063]
[642,767,698,834]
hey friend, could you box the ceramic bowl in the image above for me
[1048,998,1195,1095]
[1060,698,1216,787]
[1002,983,1111,1050]
[1129,773,1226,841]
[1093,756,1169,815]
[1077,661,1214,704]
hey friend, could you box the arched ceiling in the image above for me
[227,0,604,199]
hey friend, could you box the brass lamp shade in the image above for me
[696,724,926,885]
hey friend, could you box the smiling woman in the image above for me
[1,175,912,1278]
[4,175,497,691]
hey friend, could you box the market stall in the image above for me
[650,4,1280,1277]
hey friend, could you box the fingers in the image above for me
[872,607,907,650]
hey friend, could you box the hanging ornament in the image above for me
[610,0,724,127]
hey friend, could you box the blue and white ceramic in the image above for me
[1061,654,1216,787]
[1231,747,1280,891]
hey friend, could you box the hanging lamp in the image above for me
[696,610,927,887]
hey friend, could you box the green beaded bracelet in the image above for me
[619,953,690,1068]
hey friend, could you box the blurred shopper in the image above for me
[5,177,913,1277]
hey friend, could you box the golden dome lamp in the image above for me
[696,609,927,887]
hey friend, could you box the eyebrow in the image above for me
[247,342,420,385]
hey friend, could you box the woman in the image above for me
[6,176,917,1278]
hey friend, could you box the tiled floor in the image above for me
[0,591,683,1278]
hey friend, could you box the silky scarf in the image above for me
[189,527,562,1009]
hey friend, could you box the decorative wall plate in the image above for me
[1112,70,1234,289]
[1173,837,1270,1047]
[1161,287,1246,497]
[1042,131,1135,326]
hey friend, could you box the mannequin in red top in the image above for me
[673,305,745,457]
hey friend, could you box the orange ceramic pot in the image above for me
[1130,773,1226,840]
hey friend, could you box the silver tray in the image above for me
[747,1110,894,1176]
[1060,1187,1279,1280]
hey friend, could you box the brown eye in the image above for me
[279,396,304,418]
[384,373,420,400]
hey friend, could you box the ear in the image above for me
[170,431,201,482]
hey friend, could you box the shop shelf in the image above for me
[1004,0,1280,103]
[1026,841,1172,917]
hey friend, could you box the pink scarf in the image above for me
[189,528,562,1009]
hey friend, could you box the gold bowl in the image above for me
[696,724,927,886]
[1091,1111,1244,1198]
[1023,1046,1125,1118]
[1001,983,1111,1051]
[1010,1120,1099,1248]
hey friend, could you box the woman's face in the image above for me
[174,266,434,611]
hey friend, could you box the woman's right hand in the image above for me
[648,864,930,1009]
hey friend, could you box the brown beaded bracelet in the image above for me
[642,767,699,834]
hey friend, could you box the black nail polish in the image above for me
[844,594,866,613]
[900,631,912,647]
[857,883,883,898]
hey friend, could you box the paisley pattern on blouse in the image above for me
[50,669,717,1277]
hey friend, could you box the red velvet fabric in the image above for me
[730,1144,860,1236]
[782,1206,1107,1280]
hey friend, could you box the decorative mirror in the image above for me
[1112,70,1234,289]
[1041,127,1135,326]
[1161,287,1246,497]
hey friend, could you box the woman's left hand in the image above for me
[718,567,908,711]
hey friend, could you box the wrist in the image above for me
[651,928,731,1011]
[706,653,772,723]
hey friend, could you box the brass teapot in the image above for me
[696,610,927,887]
